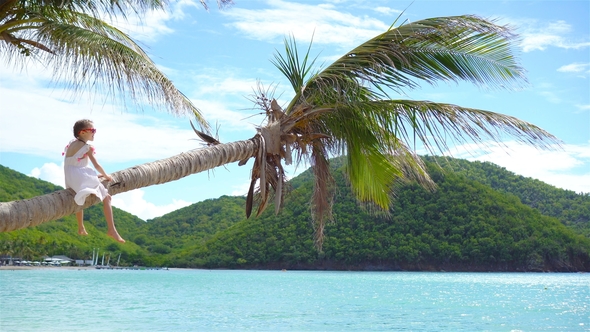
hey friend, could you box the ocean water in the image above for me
[0,269,587,331]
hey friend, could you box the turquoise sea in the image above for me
[0,269,588,331]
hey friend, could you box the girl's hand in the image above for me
[99,174,113,182]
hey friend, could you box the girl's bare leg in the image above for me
[103,195,125,243]
[77,210,88,236]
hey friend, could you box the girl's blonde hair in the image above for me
[73,119,93,138]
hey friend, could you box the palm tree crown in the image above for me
[238,15,559,249]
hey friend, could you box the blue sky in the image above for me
[1,0,588,220]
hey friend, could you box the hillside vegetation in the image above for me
[1,157,589,271]
[423,156,589,236]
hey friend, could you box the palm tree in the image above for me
[1,0,232,125]
[0,16,560,250]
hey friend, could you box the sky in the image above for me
[0,0,588,221]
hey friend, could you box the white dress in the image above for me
[64,141,108,206]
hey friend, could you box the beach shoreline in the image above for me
[0,265,176,271]
[0,265,96,271]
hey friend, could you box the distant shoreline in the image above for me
[0,266,176,271]
[2,264,588,273]
[0,265,96,271]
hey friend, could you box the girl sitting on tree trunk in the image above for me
[63,119,125,243]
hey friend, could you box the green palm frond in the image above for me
[44,15,204,125]
[309,101,436,210]
[0,0,217,129]
[301,15,525,106]
[30,0,166,19]
[368,100,560,154]
[271,34,320,112]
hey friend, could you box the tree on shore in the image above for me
[0,15,560,249]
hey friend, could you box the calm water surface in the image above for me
[0,269,588,331]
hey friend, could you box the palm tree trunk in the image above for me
[0,138,258,232]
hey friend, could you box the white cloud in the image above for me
[196,98,261,134]
[373,6,402,16]
[111,189,191,220]
[537,91,561,104]
[231,180,250,197]
[111,9,174,43]
[194,75,259,96]
[575,104,590,112]
[29,162,65,188]
[444,141,590,194]
[557,62,590,73]
[99,0,208,44]
[517,19,590,52]
[221,0,389,48]
[104,0,206,43]
[170,0,205,19]
[185,72,284,133]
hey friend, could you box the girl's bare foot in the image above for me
[107,231,125,243]
[78,229,88,236]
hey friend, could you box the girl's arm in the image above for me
[88,147,112,182]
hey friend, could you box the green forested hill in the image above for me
[0,164,60,201]
[1,158,589,271]
[127,196,247,265]
[423,156,590,236]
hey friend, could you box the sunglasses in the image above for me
[80,128,97,134]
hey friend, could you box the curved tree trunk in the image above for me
[0,138,258,232]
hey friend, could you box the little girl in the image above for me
[63,119,125,243]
